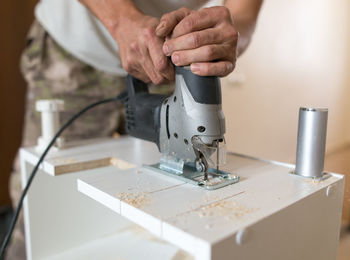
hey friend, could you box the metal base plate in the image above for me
[144,163,239,190]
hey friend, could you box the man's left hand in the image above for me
[156,6,239,77]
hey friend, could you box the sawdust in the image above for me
[303,178,322,185]
[196,200,258,220]
[110,157,136,169]
[301,173,333,186]
[117,192,150,208]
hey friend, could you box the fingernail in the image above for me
[191,63,200,73]
[163,44,170,55]
[226,62,234,72]
[172,54,179,64]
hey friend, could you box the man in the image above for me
[20,0,262,139]
[1,0,262,252]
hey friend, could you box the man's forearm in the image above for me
[79,0,174,84]
[78,0,142,34]
[225,0,263,56]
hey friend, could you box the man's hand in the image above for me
[156,7,239,77]
[79,0,174,84]
[113,13,174,84]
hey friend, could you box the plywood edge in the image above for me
[54,158,113,175]
[49,157,137,176]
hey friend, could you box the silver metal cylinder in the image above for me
[295,107,328,178]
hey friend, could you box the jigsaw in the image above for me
[123,66,239,189]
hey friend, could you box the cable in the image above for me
[0,92,127,257]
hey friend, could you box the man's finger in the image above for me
[139,43,167,85]
[122,51,150,83]
[156,7,192,37]
[163,28,222,55]
[171,8,220,38]
[128,61,151,83]
[171,44,230,66]
[190,61,235,77]
[147,36,175,81]
[131,70,151,83]
[126,61,151,83]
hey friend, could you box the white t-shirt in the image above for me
[35,0,222,76]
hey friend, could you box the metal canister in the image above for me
[295,107,328,178]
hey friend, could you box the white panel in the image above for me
[77,151,343,259]
[21,138,344,260]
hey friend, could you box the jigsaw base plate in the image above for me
[145,163,239,190]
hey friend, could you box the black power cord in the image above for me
[0,92,127,258]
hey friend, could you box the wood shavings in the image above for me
[196,200,258,220]
[303,178,322,185]
[110,157,136,169]
[302,173,333,186]
[117,192,150,208]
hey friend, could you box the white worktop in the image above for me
[20,137,344,260]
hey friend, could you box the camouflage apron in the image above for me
[20,20,174,147]
[20,20,127,147]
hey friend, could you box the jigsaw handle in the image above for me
[175,66,221,105]
[124,75,168,147]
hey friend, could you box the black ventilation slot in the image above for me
[166,104,170,139]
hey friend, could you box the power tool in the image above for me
[123,66,239,190]
[1,67,239,256]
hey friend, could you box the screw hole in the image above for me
[184,139,188,145]
[174,133,178,138]
[197,126,205,133]
[173,96,177,102]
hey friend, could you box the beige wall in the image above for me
[222,0,350,162]
[346,46,350,143]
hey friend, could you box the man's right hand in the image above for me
[79,0,174,84]
[113,13,174,84]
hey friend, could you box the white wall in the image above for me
[222,0,350,162]
[346,46,350,144]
